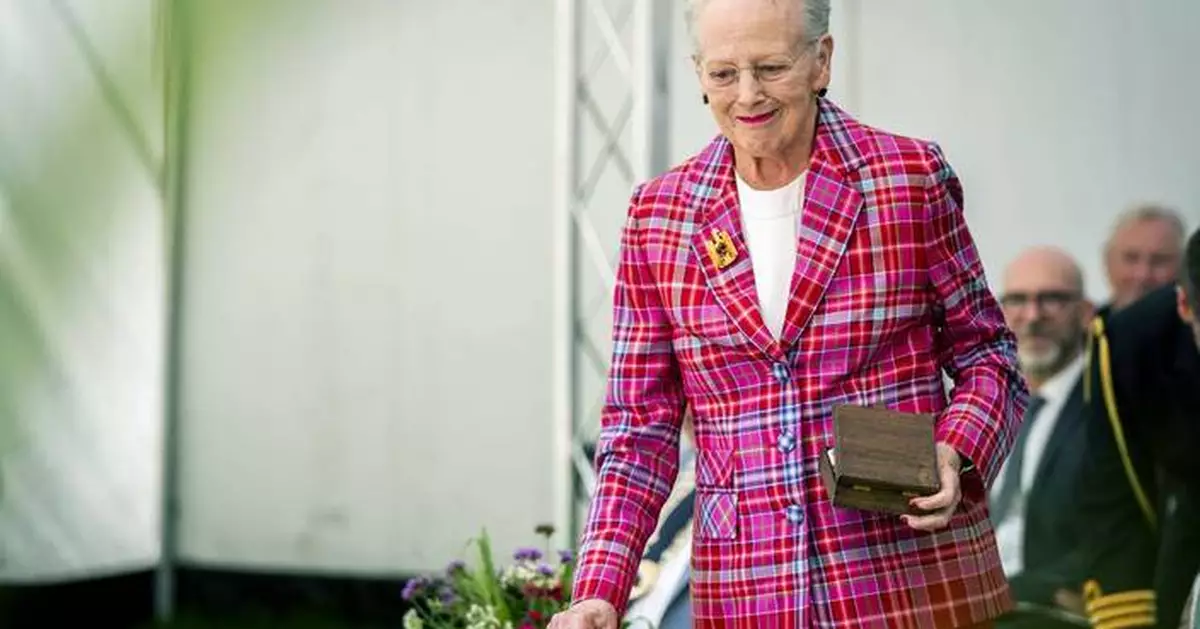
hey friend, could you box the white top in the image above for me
[734,171,806,340]
[993,353,1086,576]
[1185,571,1200,628]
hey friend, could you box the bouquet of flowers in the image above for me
[401,525,641,629]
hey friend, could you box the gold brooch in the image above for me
[705,228,738,270]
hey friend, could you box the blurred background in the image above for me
[0,0,1197,627]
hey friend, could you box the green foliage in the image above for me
[400,525,622,629]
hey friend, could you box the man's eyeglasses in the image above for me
[1000,291,1081,313]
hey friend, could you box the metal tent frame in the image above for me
[23,0,674,618]
[20,0,189,622]
[553,0,674,545]
[157,0,674,616]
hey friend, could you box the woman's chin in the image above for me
[730,134,786,159]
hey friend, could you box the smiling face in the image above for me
[692,0,832,166]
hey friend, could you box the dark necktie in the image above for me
[990,395,1047,526]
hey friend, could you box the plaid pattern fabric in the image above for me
[572,99,1029,628]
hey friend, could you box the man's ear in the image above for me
[1176,284,1194,324]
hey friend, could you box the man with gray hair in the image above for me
[552,0,1027,626]
[1102,204,1185,313]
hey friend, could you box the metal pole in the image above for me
[553,0,582,548]
[650,0,673,178]
[633,0,673,182]
[839,0,863,113]
[156,0,192,620]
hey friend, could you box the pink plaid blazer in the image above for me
[572,100,1029,628]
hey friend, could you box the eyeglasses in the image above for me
[697,39,817,91]
[999,290,1081,313]
[701,58,802,89]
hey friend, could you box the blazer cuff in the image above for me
[571,549,639,615]
[1083,580,1156,628]
[935,411,995,485]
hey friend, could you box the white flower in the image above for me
[402,609,424,629]
[499,564,537,587]
[465,603,502,629]
[499,562,560,590]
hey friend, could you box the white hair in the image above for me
[684,0,831,53]
[1106,203,1187,252]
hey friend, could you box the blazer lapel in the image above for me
[1031,379,1084,490]
[778,102,866,348]
[687,139,781,361]
[686,100,870,360]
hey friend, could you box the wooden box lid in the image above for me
[821,405,941,515]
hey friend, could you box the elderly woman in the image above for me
[550,0,1027,627]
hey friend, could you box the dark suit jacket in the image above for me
[1077,284,1200,628]
[1006,377,1093,606]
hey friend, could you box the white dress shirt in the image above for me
[993,353,1085,576]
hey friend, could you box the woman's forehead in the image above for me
[697,37,800,64]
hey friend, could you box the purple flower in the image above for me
[402,577,427,601]
[557,549,574,564]
[439,586,459,606]
[513,547,543,562]
[536,563,555,577]
[445,560,466,575]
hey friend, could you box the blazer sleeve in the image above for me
[921,142,1029,490]
[571,185,686,613]
[1074,315,1158,628]
[1155,480,1200,629]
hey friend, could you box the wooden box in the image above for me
[819,405,941,515]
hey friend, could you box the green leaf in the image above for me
[560,562,575,601]
[452,569,486,606]
[474,529,512,622]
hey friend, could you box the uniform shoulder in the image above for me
[1098,284,1180,358]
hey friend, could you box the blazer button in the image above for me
[785,504,805,525]
[777,431,796,453]
[771,362,790,383]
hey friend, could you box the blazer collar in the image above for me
[684,99,868,361]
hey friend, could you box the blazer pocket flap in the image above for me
[695,489,738,541]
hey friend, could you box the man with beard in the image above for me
[989,247,1097,625]
[1076,226,1200,629]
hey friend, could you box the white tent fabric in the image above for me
[0,0,164,582]
[2,0,1200,590]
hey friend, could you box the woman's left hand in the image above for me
[902,442,963,531]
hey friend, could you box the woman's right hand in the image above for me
[548,599,619,629]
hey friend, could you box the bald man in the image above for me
[991,247,1097,623]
